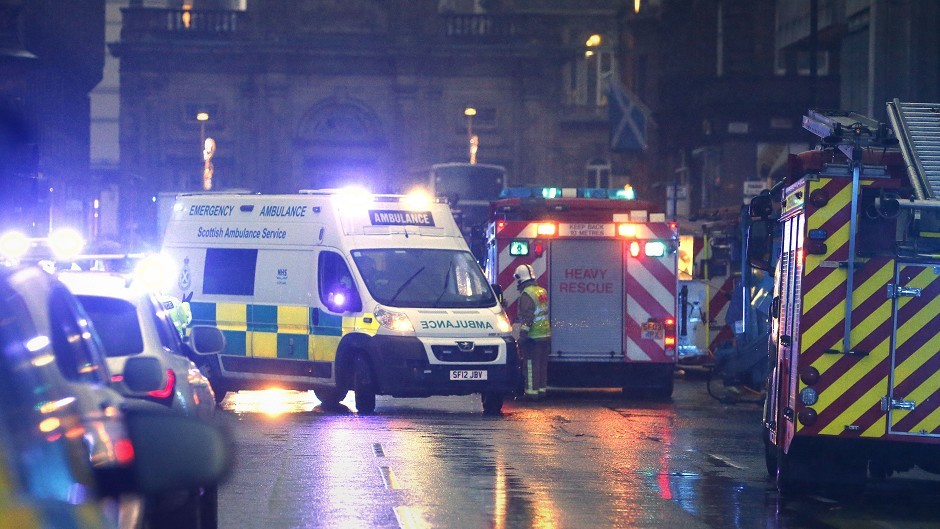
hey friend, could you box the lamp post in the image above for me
[464,107,478,165]
[196,112,214,190]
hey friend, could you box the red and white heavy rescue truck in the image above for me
[486,187,679,397]
[761,102,940,493]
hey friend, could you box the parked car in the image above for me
[0,265,231,529]
[57,271,221,419]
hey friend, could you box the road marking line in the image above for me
[707,453,746,469]
[379,466,400,489]
[393,506,428,529]
[373,443,385,457]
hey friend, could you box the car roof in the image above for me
[57,271,149,303]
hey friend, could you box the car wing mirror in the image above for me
[188,325,226,355]
[121,356,164,393]
[122,405,232,494]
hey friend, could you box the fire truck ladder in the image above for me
[886,99,940,203]
[802,109,897,355]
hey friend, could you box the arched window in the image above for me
[565,33,615,107]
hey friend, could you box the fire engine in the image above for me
[486,187,679,397]
[761,101,940,493]
[676,208,741,366]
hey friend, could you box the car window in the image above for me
[48,287,109,384]
[74,295,145,357]
[149,295,185,354]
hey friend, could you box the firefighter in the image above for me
[513,264,551,399]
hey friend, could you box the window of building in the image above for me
[565,33,615,107]
[203,248,257,296]
[586,158,612,188]
[774,49,831,76]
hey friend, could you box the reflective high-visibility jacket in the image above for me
[518,282,551,339]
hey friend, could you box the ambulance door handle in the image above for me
[887,284,921,298]
[310,308,320,326]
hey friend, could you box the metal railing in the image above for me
[442,14,519,40]
[122,8,244,38]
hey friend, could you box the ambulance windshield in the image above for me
[352,249,496,308]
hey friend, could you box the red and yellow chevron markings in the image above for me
[797,177,940,439]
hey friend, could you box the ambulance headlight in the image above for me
[495,310,511,334]
[133,254,177,292]
[374,306,414,333]
[0,231,30,261]
[48,228,85,261]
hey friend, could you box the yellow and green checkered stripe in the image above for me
[190,301,378,362]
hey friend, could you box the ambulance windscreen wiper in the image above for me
[389,266,425,305]
[432,269,451,307]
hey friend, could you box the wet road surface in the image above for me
[215,375,940,528]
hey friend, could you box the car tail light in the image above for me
[114,438,135,465]
[148,369,176,401]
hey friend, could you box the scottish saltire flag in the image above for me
[608,80,651,151]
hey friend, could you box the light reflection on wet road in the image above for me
[216,377,940,529]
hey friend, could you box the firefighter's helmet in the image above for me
[514,264,536,286]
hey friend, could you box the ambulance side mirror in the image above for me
[491,283,504,305]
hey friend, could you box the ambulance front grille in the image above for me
[887,100,940,201]
[431,344,499,362]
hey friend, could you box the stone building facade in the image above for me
[112,0,643,247]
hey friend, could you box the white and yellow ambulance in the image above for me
[160,189,518,414]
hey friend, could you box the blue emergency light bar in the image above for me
[499,187,635,200]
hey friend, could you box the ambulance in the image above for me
[486,187,679,398]
[160,189,518,415]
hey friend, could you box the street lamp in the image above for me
[197,112,209,146]
[464,107,478,165]
[196,112,214,190]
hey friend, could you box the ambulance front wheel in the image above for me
[353,355,376,414]
[314,387,346,410]
[481,392,504,415]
